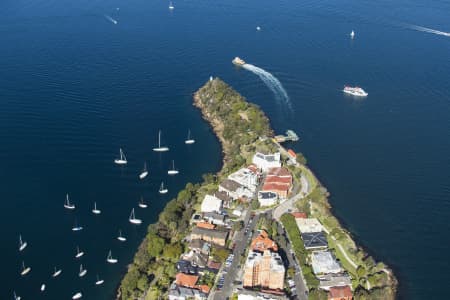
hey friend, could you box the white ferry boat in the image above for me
[343,86,368,97]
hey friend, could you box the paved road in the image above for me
[273,174,309,221]
[212,212,259,300]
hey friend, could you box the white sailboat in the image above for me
[117,229,127,242]
[78,264,87,277]
[64,193,75,210]
[350,30,355,39]
[20,261,31,276]
[52,267,62,277]
[114,148,127,165]
[75,246,85,258]
[129,208,142,225]
[138,196,148,208]
[72,219,83,232]
[72,292,82,299]
[185,129,195,144]
[14,291,21,300]
[167,160,179,175]
[95,274,105,285]
[92,202,101,214]
[169,1,174,10]
[153,130,169,152]
[159,182,168,194]
[19,235,27,252]
[139,162,149,179]
[40,284,46,292]
[106,250,118,264]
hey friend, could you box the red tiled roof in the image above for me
[197,222,216,230]
[265,176,292,185]
[287,149,297,158]
[291,212,307,219]
[329,286,353,298]
[247,164,259,174]
[251,230,278,252]
[262,183,290,192]
[267,167,291,177]
[176,273,199,288]
[196,285,211,293]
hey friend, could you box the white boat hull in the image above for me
[52,270,62,277]
[64,205,75,210]
[72,292,82,299]
[72,227,83,232]
[107,258,118,264]
[79,270,87,277]
[41,284,46,292]
[118,237,126,242]
[21,267,31,276]
[19,242,27,252]
[114,159,127,165]
[139,171,148,179]
[95,280,104,285]
[168,170,179,175]
[159,189,168,194]
[185,139,195,144]
[129,218,142,225]
[153,147,169,152]
[92,209,101,214]
[76,252,84,258]
[138,203,148,208]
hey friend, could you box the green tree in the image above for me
[147,233,165,258]
[163,242,183,260]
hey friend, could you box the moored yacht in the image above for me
[20,261,31,276]
[106,250,118,264]
[343,86,368,97]
[78,264,87,277]
[40,284,46,292]
[153,130,169,152]
[95,274,104,285]
[167,160,179,175]
[52,267,62,277]
[139,162,149,179]
[169,1,174,9]
[159,182,168,194]
[114,148,127,165]
[72,292,82,299]
[18,235,27,252]
[92,202,101,214]
[185,129,195,144]
[75,246,84,258]
[129,208,142,225]
[64,194,75,210]
[117,230,126,242]
[72,219,83,232]
[138,197,148,208]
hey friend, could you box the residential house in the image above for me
[176,273,199,288]
[196,221,216,230]
[243,250,285,290]
[213,191,233,208]
[311,251,342,275]
[188,239,210,255]
[200,195,222,213]
[328,286,353,300]
[295,218,324,233]
[203,212,226,226]
[251,230,278,253]
[176,259,198,275]
[301,232,328,250]
[258,191,278,207]
[319,274,352,290]
[219,179,253,200]
[228,167,259,192]
[181,250,209,268]
[190,227,229,247]
[168,283,207,300]
[252,152,281,172]
[261,167,292,199]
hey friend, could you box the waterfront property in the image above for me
[252,152,282,172]
[258,191,278,207]
[301,232,328,250]
[219,178,253,200]
[318,273,352,291]
[201,194,223,213]
[261,167,292,199]
[295,218,324,233]
[243,250,285,290]
[190,227,229,247]
[328,285,353,300]
[168,283,208,300]
[228,167,259,192]
[311,251,342,275]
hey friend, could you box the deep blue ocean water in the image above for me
[0,0,449,299]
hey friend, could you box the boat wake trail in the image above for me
[405,24,450,37]
[104,15,118,25]
[242,64,292,110]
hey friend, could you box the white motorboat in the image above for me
[79,264,87,277]
[72,292,82,299]
[159,182,168,194]
[153,130,169,152]
[139,162,149,179]
[19,235,27,252]
[20,261,31,276]
[129,208,142,225]
[114,148,127,165]
[52,267,62,277]
[138,197,148,208]
[185,129,195,144]
[117,230,126,242]
[75,246,84,258]
[343,86,368,97]
[167,160,179,175]
[95,274,105,285]
[106,250,118,264]
[64,193,75,210]
[92,202,101,214]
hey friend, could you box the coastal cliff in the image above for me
[118,78,397,299]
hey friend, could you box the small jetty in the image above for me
[274,130,299,143]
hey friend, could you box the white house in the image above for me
[228,167,258,192]
[219,179,254,200]
[295,218,324,233]
[200,195,222,213]
[311,251,342,275]
[252,152,281,172]
[257,191,278,207]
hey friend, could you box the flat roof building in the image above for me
[311,251,342,275]
[200,195,222,213]
[295,218,324,233]
[301,232,328,250]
